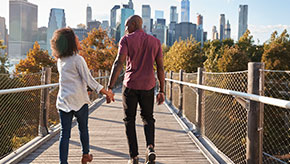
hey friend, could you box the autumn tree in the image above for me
[79,28,118,72]
[164,37,206,72]
[15,41,56,74]
[262,30,290,70]
[217,46,249,72]
[0,40,8,74]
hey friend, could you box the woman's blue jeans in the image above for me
[59,104,90,164]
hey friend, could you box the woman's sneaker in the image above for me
[81,154,93,164]
[145,147,156,164]
[128,157,139,164]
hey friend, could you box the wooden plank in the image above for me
[19,90,211,164]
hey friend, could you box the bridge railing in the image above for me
[0,68,121,160]
[164,62,289,164]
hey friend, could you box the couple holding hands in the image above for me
[52,15,165,164]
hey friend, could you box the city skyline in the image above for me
[1,0,290,43]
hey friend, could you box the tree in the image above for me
[0,40,8,74]
[164,37,206,72]
[217,46,249,72]
[79,28,118,72]
[15,42,56,74]
[262,30,290,70]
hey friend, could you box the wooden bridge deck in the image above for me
[19,90,211,164]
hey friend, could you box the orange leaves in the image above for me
[79,28,117,72]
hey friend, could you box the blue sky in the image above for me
[1,0,290,43]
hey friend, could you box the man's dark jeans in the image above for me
[122,86,155,158]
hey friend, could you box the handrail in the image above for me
[166,78,290,109]
[0,76,110,95]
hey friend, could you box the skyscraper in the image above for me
[120,5,134,38]
[219,14,225,41]
[0,16,8,53]
[212,26,218,40]
[86,5,92,27]
[47,8,66,54]
[224,20,231,39]
[196,14,204,44]
[128,0,134,9]
[155,10,164,20]
[181,0,190,22]
[238,5,248,39]
[101,20,109,31]
[110,5,120,38]
[142,5,151,33]
[9,0,37,59]
[170,6,178,23]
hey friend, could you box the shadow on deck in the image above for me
[18,89,212,164]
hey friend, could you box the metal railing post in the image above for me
[39,67,51,136]
[246,62,264,164]
[164,72,167,97]
[178,70,184,116]
[196,67,204,135]
[169,71,173,103]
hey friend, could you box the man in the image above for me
[107,15,165,164]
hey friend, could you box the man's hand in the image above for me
[156,92,165,105]
[106,89,115,103]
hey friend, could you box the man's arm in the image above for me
[156,55,165,105]
[107,52,126,89]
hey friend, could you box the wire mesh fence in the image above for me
[0,73,42,159]
[183,73,198,124]
[203,71,248,164]
[0,69,115,160]
[262,70,290,164]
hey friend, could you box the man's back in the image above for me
[119,30,163,90]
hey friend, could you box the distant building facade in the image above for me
[219,14,225,41]
[224,20,231,39]
[212,26,218,40]
[155,10,164,20]
[9,0,38,59]
[87,20,101,32]
[196,14,204,44]
[175,22,197,41]
[73,28,88,41]
[37,27,47,50]
[86,5,92,27]
[0,16,8,54]
[120,5,134,38]
[238,5,248,39]
[181,0,190,22]
[170,6,178,23]
[142,5,151,34]
[152,18,166,45]
[47,8,66,54]
[110,5,120,38]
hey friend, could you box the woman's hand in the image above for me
[100,88,115,103]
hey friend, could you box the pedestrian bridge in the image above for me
[0,64,289,164]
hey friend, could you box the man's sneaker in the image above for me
[128,157,139,164]
[145,147,156,164]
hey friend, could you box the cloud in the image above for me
[248,24,290,43]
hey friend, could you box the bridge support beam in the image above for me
[246,62,264,164]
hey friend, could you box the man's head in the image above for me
[125,15,143,34]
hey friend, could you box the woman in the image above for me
[51,27,114,164]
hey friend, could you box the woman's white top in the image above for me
[56,54,103,112]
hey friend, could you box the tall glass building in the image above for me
[238,5,248,39]
[9,0,37,59]
[181,0,190,22]
[47,8,66,54]
[170,6,178,23]
[219,14,225,41]
[86,5,92,27]
[120,5,134,38]
[142,5,151,33]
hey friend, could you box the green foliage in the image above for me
[262,30,290,70]
[15,42,56,74]
[79,28,117,72]
[0,40,8,74]
[164,37,206,72]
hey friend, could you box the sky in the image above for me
[1,0,290,44]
